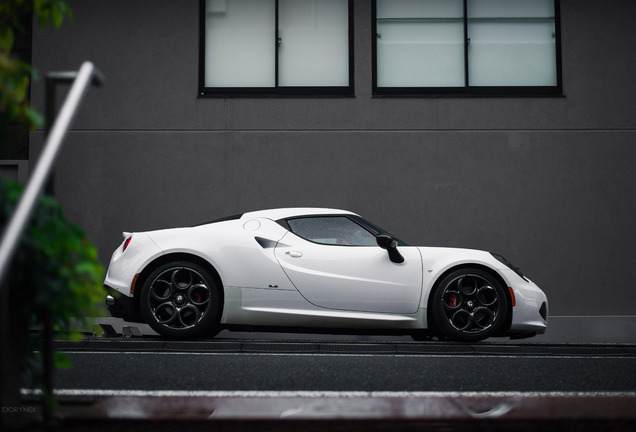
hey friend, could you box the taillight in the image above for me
[122,236,132,252]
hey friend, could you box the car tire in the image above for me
[140,261,222,339]
[430,268,508,342]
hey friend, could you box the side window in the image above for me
[287,217,378,246]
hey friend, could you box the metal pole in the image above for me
[0,61,104,287]
[0,62,103,426]
[42,69,97,425]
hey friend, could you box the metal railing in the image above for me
[0,62,103,425]
[0,61,104,285]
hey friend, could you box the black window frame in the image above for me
[372,0,563,97]
[278,214,408,247]
[282,215,378,246]
[199,0,355,98]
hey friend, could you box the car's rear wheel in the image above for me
[140,261,221,339]
[430,268,508,342]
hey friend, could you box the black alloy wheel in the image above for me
[431,268,508,342]
[140,261,221,339]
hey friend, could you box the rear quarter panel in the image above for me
[146,218,295,291]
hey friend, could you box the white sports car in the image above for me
[104,208,548,341]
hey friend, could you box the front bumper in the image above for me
[508,276,549,335]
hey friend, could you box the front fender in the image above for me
[418,247,512,309]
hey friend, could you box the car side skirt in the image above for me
[220,286,426,330]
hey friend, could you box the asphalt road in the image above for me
[49,338,636,395]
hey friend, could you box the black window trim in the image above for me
[198,0,355,98]
[372,0,563,98]
[278,214,408,247]
[278,215,378,247]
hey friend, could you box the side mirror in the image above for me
[376,234,405,264]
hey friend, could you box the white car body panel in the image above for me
[221,286,424,329]
[417,247,511,306]
[138,218,293,292]
[243,207,356,220]
[103,232,163,295]
[103,207,548,339]
[275,232,423,314]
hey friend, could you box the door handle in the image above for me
[285,251,303,258]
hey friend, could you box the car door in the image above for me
[274,216,423,314]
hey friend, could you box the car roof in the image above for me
[241,207,357,221]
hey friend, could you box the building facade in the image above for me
[18,0,636,318]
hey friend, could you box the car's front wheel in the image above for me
[430,268,508,342]
[140,261,221,339]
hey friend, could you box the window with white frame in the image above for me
[200,0,353,96]
[373,0,561,95]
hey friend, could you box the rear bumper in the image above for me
[104,285,144,323]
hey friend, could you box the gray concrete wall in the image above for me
[29,0,636,317]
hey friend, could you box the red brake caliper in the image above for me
[449,294,458,307]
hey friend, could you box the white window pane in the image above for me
[377,0,464,87]
[469,0,555,18]
[468,0,557,86]
[278,0,349,87]
[205,0,275,87]
[377,0,463,19]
